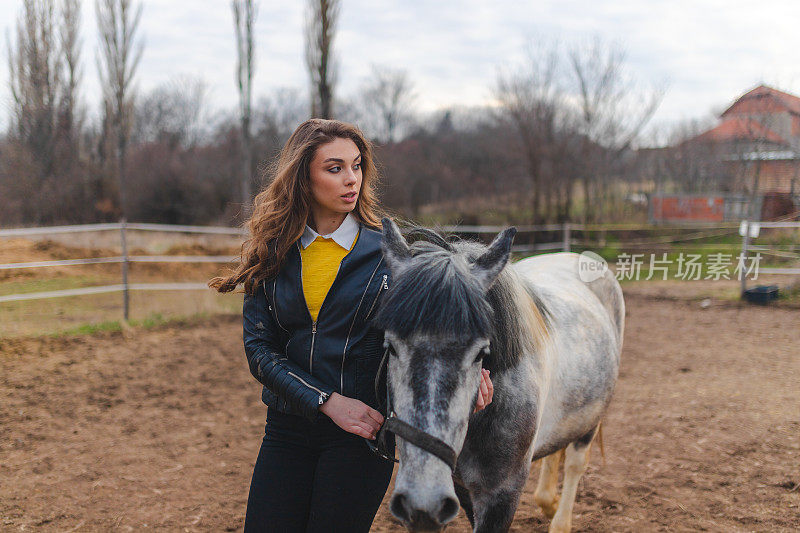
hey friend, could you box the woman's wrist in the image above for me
[319,391,340,415]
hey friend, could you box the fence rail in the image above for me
[0,256,123,270]
[0,222,246,237]
[1,220,799,316]
[0,255,239,270]
[2,220,783,238]
[0,283,210,304]
[0,223,123,237]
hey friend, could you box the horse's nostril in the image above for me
[437,496,460,524]
[391,491,458,529]
[390,492,411,523]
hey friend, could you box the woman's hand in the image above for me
[474,369,494,413]
[319,392,384,439]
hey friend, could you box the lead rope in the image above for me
[364,344,398,463]
[375,343,390,414]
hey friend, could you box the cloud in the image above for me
[0,0,799,132]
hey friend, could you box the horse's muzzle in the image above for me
[390,490,460,532]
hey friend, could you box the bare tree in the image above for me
[95,0,143,218]
[649,118,726,194]
[7,0,61,177]
[253,87,307,143]
[232,0,257,213]
[134,75,208,148]
[304,0,339,119]
[494,37,663,223]
[360,64,416,143]
[568,37,663,221]
[58,0,83,152]
[4,0,91,224]
[725,111,788,221]
[494,44,564,223]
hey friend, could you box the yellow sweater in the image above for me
[300,231,359,322]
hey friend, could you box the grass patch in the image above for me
[777,281,800,303]
[54,319,126,336]
[0,275,113,297]
[0,289,241,338]
[46,311,228,339]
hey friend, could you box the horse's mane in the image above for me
[373,227,550,372]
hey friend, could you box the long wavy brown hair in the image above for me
[209,118,384,295]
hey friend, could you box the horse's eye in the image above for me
[474,345,490,364]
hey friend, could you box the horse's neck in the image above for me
[507,271,549,357]
[488,272,551,406]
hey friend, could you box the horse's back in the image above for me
[513,252,624,345]
[512,252,624,458]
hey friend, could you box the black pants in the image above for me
[244,408,395,533]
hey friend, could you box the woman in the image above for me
[210,118,493,532]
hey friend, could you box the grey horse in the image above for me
[373,219,625,533]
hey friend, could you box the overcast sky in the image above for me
[2,0,800,138]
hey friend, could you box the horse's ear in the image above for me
[381,217,411,270]
[472,227,517,290]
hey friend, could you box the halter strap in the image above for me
[365,345,459,471]
[383,414,458,470]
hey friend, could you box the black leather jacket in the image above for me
[242,224,390,422]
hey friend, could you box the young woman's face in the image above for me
[308,137,362,219]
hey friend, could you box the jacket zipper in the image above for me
[287,370,329,404]
[269,278,289,333]
[309,321,317,374]
[365,274,389,321]
[339,259,384,392]
[306,260,342,376]
[297,230,357,376]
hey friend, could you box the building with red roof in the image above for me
[688,85,800,194]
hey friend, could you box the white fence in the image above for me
[737,220,800,294]
[0,221,574,318]
[1,220,798,320]
[0,221,242,318]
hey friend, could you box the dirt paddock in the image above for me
[1,291,798,532]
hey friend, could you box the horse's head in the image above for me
[375,218,516,532]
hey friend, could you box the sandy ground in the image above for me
[1,292,798,532]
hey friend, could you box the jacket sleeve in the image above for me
[242,281,336,422]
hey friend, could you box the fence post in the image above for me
[562,222,571,252]
[120,218,130,320]
[740,220,750,298]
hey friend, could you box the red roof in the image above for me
[691,116,787,145]
[721,84,800,118]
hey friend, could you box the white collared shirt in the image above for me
[300,212,359,250]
